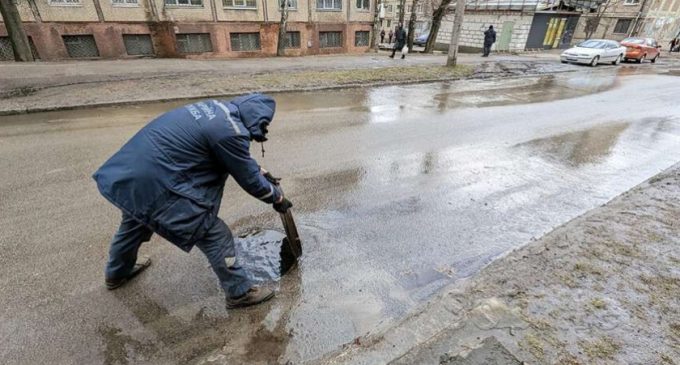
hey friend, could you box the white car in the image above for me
[560,39,626,67]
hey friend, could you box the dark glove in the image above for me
[273,197,293,214]
[263,171,280,185]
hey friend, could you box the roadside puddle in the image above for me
[235,229,298,282]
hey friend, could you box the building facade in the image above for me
[0,0,374,60]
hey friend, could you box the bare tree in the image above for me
[0,0,34,61]
[406,0,420,50]
[584,0,616,40]
[424,0,453,53]
[277,0,290,56]
[372,0,382,52]
[398,0,407,25]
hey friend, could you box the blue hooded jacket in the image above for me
[93,94,282,252]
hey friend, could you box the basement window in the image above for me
[176,33,213,53]
[230,33,261,51]
[123,34,154,56]
[613,19,633,34]
[62,35,100,58]
[285,32,301,48]
[355,31,370,47]
[319,31,342,48]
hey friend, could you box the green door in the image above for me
[498,21,515,52]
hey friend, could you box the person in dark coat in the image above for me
[671,38,678,53]
[93,93,292,309]
[381,29,386,44]
[390,24,407,59]
[482,25,496,57]
[388,29,394,44]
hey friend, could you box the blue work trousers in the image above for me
[105,214,252,298]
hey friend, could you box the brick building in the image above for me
[0,0,374,60]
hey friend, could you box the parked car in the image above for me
[414,33,429,47]
[560,39,626,67]
[620,37,661,63]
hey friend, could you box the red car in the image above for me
[621,37,661,63]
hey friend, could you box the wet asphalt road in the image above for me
[2,64,680,365]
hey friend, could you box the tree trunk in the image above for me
[372,0,381,52]
[0,0,34,62]
[406,0,419,50]
[398,0,406,26]
[277,0,290,56]
[446,0,464,67]
[424,0,452,53]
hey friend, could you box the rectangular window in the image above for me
[355,0,369,10]
[316,0,341,10]
[123,34,154,56]
[112,0,138,6]
[387,20,391,28]
[230,32,261,51]
[387,4,393,12]
[279,0,298,8]
[416,4,422,12]
[49,0,80,5]
[319,31,342,48]
[0,36,40,60]
[223,0,256,8]
[355,31,370,46]
[176,33,213,53]
[613,19,633,34]
[165,0,202,6]
[623,0,639,4]
[62,35,99,58]
[285,31,301,48]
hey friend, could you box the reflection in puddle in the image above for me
[516,122,630,166]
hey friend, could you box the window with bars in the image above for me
[279,0,298,8]
[112,0,138,6]
[355,31,370,46]
[319,31,342,48]
[613,19,633,34]
[285,32,301,48]
[0,37,40,60]
[355,0,369,9]
[49,0,81,5]
[223,0,256,8]
[316,0,341,10]
[123,34,154,56]
[62,35,100,58]
[176,33,213,53]
[165,0,202,6]
[231,33,261,51]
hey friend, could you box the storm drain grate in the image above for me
[62,35,100,58]
[123,34,154,56]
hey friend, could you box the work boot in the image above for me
[226,286,275,309]
[401,55,405,59]
[105,257,152,290]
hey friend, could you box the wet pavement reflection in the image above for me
[1,69,680,365]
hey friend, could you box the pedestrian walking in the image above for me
[482,25,496,57]
[389,24,407,59]
[389,29,394,44]
[381,29,386,44]
[93,93,293,309]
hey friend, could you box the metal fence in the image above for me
[123,34,154,56]
[230,33,261,51]
[355,31,370,47]
[62,35,100,58]
[0,37,41,61]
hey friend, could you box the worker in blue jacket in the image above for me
[93,93,292,309]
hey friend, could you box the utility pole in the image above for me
[446,0,464,67]
[276,0,290,56]
[0,0,34,61]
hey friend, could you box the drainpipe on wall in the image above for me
[26,0,42,23]
[629,0,650,37]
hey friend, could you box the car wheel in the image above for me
[590,56,599,67]
[638,54,646,63]
[651,54,658,63]
[612,55,621,65]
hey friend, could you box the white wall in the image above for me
[437,11,534,51]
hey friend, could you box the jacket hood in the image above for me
[229,93,276,141]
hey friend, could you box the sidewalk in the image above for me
[0,51,567,115]
[319,163,680,365]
